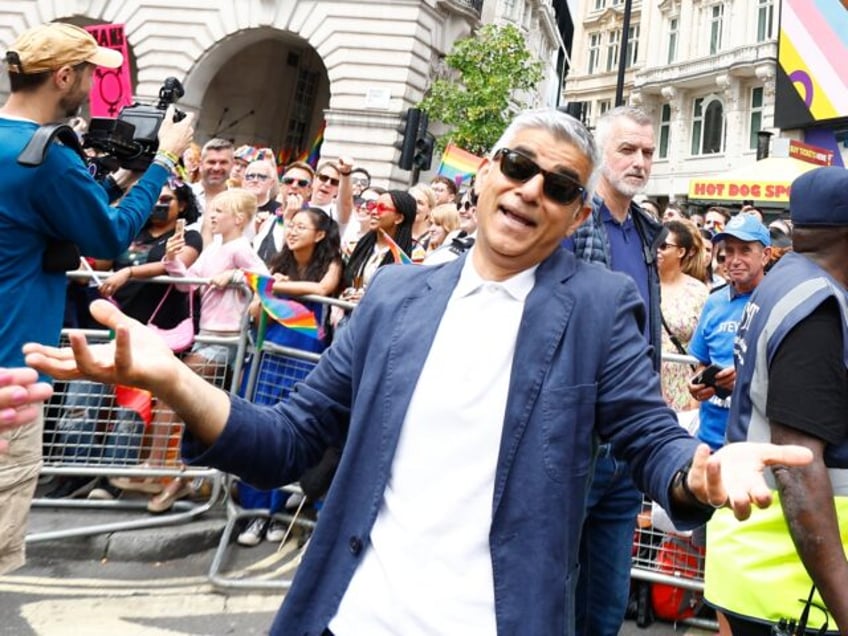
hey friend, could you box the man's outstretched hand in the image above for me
[23,299,178,395]
[687,442,814,520]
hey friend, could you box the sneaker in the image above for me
[265,519,287,543]
[237,518,268,547]
[88,477,123,501]
[44,476,97,499]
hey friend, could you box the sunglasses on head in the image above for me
[282,177,311,187]
[317,173,340,187]
[494,148,586,206]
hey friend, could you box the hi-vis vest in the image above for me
[705,252,848,631]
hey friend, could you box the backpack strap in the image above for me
[17,123,86,166]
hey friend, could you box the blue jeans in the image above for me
[575,448,642,636]
[52,380,144,465]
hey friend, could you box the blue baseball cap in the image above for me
[711,213,771,246]
[790,167,848,227]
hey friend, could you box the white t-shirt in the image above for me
[329,249,537,635]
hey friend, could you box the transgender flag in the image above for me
[437,143,483,184]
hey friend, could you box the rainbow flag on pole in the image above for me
[437,143,483,183]
[242,271,320,342]
[379,229,414,265]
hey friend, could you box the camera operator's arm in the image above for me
[31,107,194,259]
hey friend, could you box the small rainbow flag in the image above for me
[379,229,414,265]
[437,143,483,183]
[242,271,320,340]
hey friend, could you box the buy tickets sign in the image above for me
[688,181,792,202]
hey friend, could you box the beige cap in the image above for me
[5,22,123,74]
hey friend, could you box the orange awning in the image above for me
[688,157,820,204]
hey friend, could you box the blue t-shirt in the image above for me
[688,284,752,450]
[0,117,167,374]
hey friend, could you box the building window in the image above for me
[757,0,774,42]
[659,104,672,159]
[606,30,621,72]
[708,4,724,55]
[598,99,611,117]
[611,0,623,5]
[749,86,764,149]
[667,17,679,64]
[625,24,640,68]
[594,0,605,10]
[588,32,602,74]
[691,95,724,155]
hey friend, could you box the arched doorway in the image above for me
[183,27,329,162]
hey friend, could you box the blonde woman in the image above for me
[427,203,461,252]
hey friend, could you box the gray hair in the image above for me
[491,109,600,201]
[201,137,234,158]
[594,105,652,155]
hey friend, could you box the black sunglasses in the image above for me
[494,148,586,205]
[282,177,311,187]
[317,173,340,187]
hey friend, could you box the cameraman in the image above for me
[0,22,193,574]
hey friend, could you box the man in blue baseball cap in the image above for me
[688,212,771,451]
[703,165,848,633]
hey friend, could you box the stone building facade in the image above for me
[2,0,572,187]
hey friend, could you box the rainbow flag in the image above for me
[295,121,326,168]
[242,271,320,340]
[437,143,483,183]
[379,229,414,265]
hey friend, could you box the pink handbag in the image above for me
[147,286,195,353]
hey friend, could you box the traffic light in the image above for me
[396,107,421,171]
[414,132,435,171]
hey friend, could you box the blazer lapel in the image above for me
[492,249,579,514]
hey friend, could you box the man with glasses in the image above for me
[244,159,283,264]
[309,158,354,234]
[25,109,811,635]
[349,167,370,197]
[562,105,664,636]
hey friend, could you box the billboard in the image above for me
[775,0,848,129]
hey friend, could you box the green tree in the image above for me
[419,23,544,156]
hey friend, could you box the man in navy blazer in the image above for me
[26,109,811,635]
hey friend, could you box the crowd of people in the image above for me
[2,20,846,636]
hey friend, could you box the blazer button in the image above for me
[348,536,362,555]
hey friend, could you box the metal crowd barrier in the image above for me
[29,273,248,543]
[208,338,325,590]
[628,350,718,631]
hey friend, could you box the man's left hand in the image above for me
[687,442,813,520]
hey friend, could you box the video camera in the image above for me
[84,77,186,174]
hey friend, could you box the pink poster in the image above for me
[85,24,133,117]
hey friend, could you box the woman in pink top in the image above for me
[149,189,268,512]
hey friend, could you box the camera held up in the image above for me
[84,77,186,176]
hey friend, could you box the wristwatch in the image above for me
[672,461,716,512]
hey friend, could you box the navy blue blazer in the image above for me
[185,247,703,635]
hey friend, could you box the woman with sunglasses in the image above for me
[340,190,416,304]
[237,207,343,546]
[657,219,709,412]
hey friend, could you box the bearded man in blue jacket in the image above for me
[26,109,811,636]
